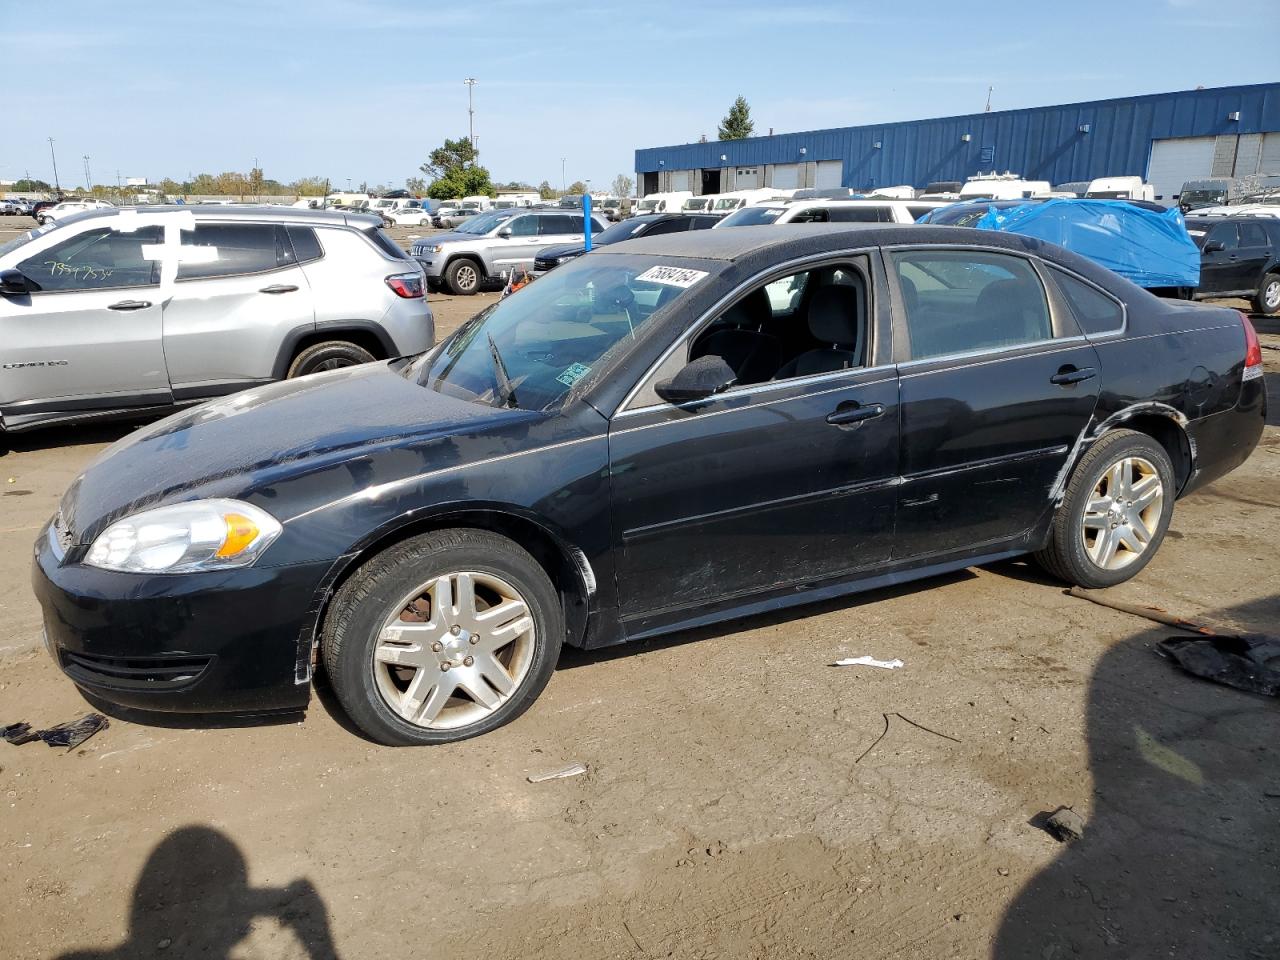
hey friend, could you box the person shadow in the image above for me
[994,592,1280,958]
[54,825,340,959]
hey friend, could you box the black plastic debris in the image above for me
[1157,634,1280,697]
[37,714,109,749]
[1,722,39,745]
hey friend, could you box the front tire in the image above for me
[1253,271,1280,316]
[1034,429,1175,588]
[286,340,375,378]
[321,529,563,745]
[445,257,482,295]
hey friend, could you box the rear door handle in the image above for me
[826,402,885,426]
[1050,365,1097,385]
[259,284,299,294]
[107,299,152,311]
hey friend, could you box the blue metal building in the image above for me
[634,83,1280,201]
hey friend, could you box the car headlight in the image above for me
[84,499,282,573]
[429,244,445,253]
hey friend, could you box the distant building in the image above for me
[125,177,148,187]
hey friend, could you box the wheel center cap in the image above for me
[441,631,471,662]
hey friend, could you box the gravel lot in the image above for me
[1,212,1277,959]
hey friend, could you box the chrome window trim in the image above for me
[613,246,878,417]
[897,337,1092,375]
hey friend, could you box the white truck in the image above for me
[1084,176,1156,202]
[634,191,693,216]
[959,173,1052,200]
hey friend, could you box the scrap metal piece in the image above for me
[527,762,588,783]
[37,713,109,750]
[1,722,39,745]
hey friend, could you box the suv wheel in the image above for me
[445,258,482,296]
[321,529,563,745]
[1034,429,1175,589]
[1254,271,1280,316]
[286,340,376,378]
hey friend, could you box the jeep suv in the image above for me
[412,208,608,294]
[0,205,434,434]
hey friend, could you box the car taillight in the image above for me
[1241,311,1263,380]
[386,273,424,299]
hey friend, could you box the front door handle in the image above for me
[107,299,152,311]
[1050,365,1097,386]
[826,402,885,426]
[259,284,299,294]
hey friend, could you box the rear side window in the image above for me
[18,225,163,292]
[286,226,324,263]
[176,223,281,280]
[1049,268,1124,335]
[827,206,882,223]
[789,207,830,223]
[1240,222,1270,247]
[539,215,576,235]
[906,205,936,222]
[362,227,410,261]
[892,250,1052,360]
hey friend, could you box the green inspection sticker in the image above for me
[556,362,592,387]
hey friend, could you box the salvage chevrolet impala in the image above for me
[33,226,1266,745]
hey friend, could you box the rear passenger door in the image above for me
[889,247,1101,562]
[160,222,316,397]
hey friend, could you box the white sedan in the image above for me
[388,208,436,226]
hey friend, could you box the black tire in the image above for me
[321,529,563,746]
[286,340,375,378]
[1034,429,1175,589]
[445,257,482,295]
[1253,271,1280,316]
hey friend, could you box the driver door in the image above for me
[488,214,542,276]
[606,256,900,637]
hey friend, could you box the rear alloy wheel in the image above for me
[445,258,481,295]
[286,340,375,378]
[322,529,562,745]
[1254,272,1280,316]
[1034,429,1175,588]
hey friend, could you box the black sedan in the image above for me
[32,226,1265,745]
[1185,216,1280,315]
[532,213,719,273]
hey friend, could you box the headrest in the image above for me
[808,285,859,346]
[720,287,771,329]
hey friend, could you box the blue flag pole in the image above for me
[583,193,592,252]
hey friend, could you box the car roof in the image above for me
[1186,215,1276,226]
[50,204,378,228]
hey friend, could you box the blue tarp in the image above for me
[971,199,1200,288]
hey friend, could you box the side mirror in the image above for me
[497,226,513,238]
[1202,240,1225,253]
[655,355,737,405]
[0,269,31,296]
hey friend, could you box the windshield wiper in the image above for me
[486,334,518,409]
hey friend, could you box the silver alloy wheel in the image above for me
[1081,455,1164,570]
[313,357,356,372]
[372,571,536,730]
[1264,277,1280,311]
[456,263,478,291]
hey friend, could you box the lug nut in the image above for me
[431,641,443,653]
[464,656,474,667]
[450,625,461,636]
[469,635,479,645]
[440,661,451,671]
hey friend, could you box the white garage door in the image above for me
[1261,133,1280,173]
[1147,137,1217,199]
[670,170,691,192]
[771,163,799,189]
[815,160,843,189]
[734,167,760,189]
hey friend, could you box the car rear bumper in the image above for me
[32,525,333,715]
[1181,375,1266,496]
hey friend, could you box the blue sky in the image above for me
[5,0,1277,193]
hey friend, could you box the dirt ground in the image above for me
[1,213,1278,959]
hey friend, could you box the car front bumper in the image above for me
[32,525,334,715]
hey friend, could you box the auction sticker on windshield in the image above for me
[635,265,709,288]
[556,362,592,387]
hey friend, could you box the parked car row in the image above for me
[1,198,35,216]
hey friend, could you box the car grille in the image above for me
[533,257,556,271]
[59,650,214,690]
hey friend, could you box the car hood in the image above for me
[428,231,481,245]
[60,362,523,541]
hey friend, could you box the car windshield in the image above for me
[637,200,659,212]
[406,254,714,411]
[718,205,785,227]
[924,201,1025,226]
[0,222,55,258]
[683,200,710,210]
[1182,189,1225,208]
[455,211,515,235]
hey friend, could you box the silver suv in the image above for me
[0,205,434,434]
[412,208,607,294]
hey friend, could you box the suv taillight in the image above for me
[1241,311,1263,379]
[386,273,424,299]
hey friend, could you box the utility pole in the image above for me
[253,156,260,201]
[984,86,993,112]
[560,157,566,194]
[48,138,60,194]
[83,155,91,194]
[464,78,477,149]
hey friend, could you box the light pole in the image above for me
[560,157,566,194]
[48,137,60,193]
[83,155,91,194]
[464,78,477,149]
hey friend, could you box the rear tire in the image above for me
[1034,429,1175,588]
[1253,271,1280,316]
[286,340,375,378]
[445,257,482,295]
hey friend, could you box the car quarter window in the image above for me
[891,249,1053,361]
[17,225,163,292]
[285,226,324,263]
[176,223,283,280]
[1048,267,1124,335]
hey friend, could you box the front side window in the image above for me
[17,225,163,292]
[505,216,538,237]
[455,211,515,235]
[175,223,282,280]
[1205,223,1239,249]
[892,250,1052,360]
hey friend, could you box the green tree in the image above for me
[611,173,634,198]
[291,176,329,197]
[420,136,493,200]
[537,180,556,200]
[718,95,755,140]
[249,166,264,199]
[13,178,53,192]
[564,180,588,197]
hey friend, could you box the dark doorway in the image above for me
[642,172,659,195]
[701,169,722,194]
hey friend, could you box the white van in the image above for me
[681,197,715,214]
[708,188,779,216]
[959,173,1052,200]
[634,191,693,216]
[716,197,949,228]
[1084,176,1156,202]
[461,195,494,212]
